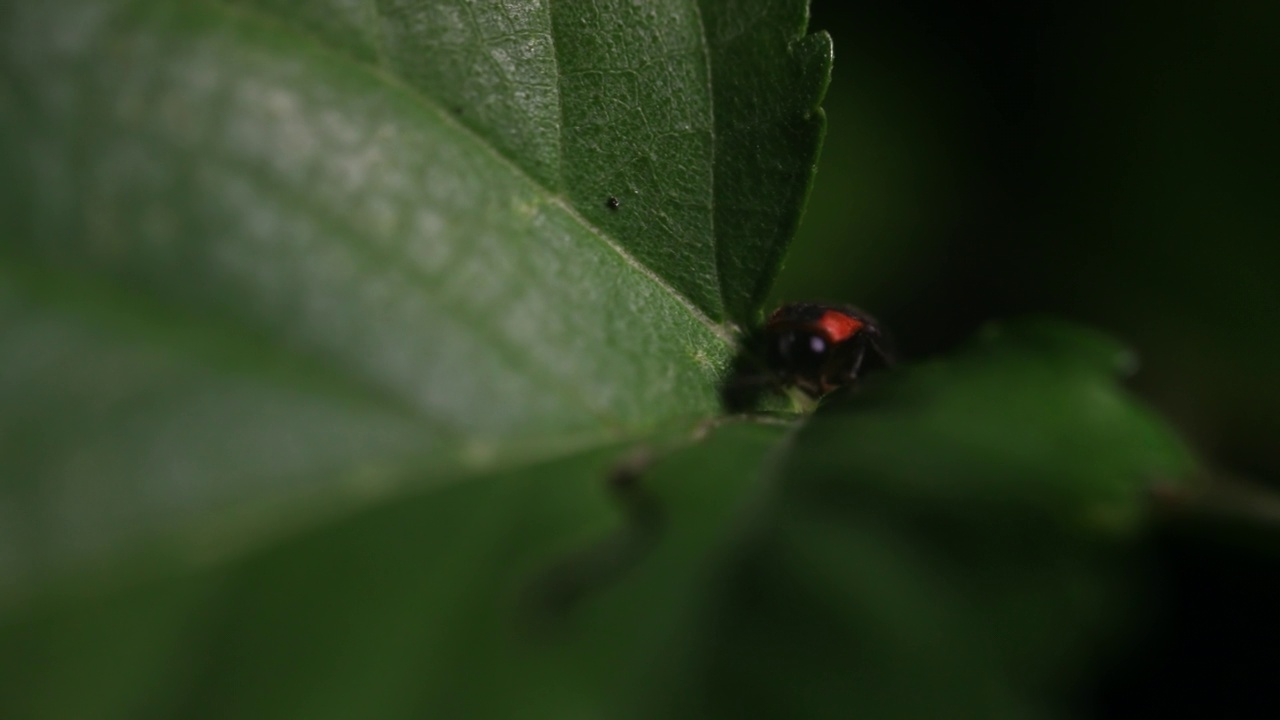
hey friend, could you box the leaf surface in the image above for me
[222,0,831,321]
[0,0,829,594]
[0,322,1196,718]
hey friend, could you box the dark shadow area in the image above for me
[520,450,665,625]
[793,0,1280,713]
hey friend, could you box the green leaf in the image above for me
[221,0,830,322]
[0,322,1196,718]
[0,0,829,596]
[693,320,1198,716]
[791,319,1194,527]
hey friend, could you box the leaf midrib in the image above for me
[687,0,726,325]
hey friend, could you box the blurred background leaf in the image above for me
[0,323,1194,719]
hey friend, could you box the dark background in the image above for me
[783,1,1279,716]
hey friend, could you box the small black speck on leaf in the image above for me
[606,196,620,210]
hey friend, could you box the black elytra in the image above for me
[722,303,893,411]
